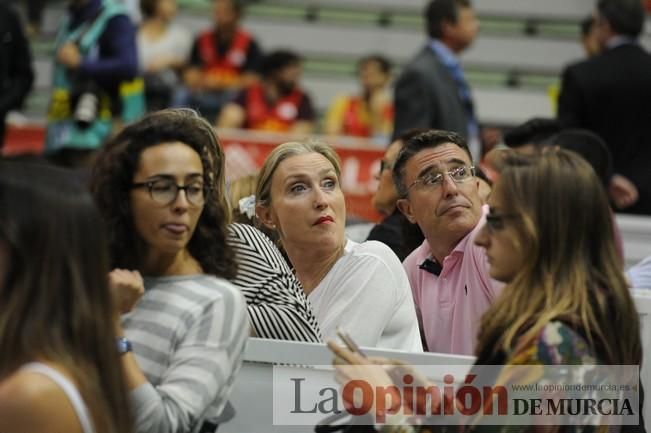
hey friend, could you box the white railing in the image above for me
[617,214,651,269]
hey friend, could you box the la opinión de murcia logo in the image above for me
[285,369,637,425]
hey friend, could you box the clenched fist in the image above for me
[108,269,144,314]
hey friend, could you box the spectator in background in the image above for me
[392,0,481,161]
[24,0,46,36]
[558,0,651,215]
[44,0,144,168]
[367,129,425,261]
[580,15,601,57]
[0,3,34,150]
[0,159,133,433]
[138,0,191,111]
[218,50,315,134]
[552,129,612,188]
[503,117,560,155]
[324,54,394,142]
[394,130,502,354]
[175,0,262,120]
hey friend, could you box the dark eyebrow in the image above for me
[415,157,470,179]
[416,166,440,180]
[447,158,469,166]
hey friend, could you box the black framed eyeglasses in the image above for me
[407,165,475,191]
[131,179,208,206]
[485,212,519,233]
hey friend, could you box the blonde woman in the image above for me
[255,141,422,351]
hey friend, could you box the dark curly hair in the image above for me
[91,108,237,279]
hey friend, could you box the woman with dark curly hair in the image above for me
[91,108,248,433]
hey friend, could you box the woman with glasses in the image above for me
[91,109,248,433]
[255,140,422,351]
[0,158,132,433]
[331,150,642,431]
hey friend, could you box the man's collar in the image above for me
[429,39,459,68]
[420,204,488,272]
[605,35,637,50]
[419,257,442,276]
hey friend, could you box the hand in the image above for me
[609,174,639,209]
[57,42,82,69]
[328,341,431,419]
[108,269,144,314]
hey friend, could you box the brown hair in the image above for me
[139,0,158,18]
[229,174,258,224]
[0,159,133,433]
[476,150,641,365]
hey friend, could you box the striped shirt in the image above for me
[228,223,322,342]
[122,274,248,433]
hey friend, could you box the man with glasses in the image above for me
[393,129,501,354]
[366,129,426,261]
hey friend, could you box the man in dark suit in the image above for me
[0,3,34,149]
[558,0,651,215]
[392,0,480,160]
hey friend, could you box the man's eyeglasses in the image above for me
[407,165,475,191]
[131,179,208,206]
[485,212,519,233]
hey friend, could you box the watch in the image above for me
[116,336,132,355]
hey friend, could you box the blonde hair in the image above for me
[476,150,641,366]
[229,174,258,223]
[255,141,342,207]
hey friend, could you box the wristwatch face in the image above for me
[116,337,132,354]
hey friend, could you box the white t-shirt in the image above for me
[137,24,192,71]
[308,239,423,352]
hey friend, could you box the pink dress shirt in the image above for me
[403,206,502,355]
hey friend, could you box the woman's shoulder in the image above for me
[228,223,271,247]
[346,239,401,263]
[0,367,83,433]
[331,240,407,286]
[512,321,597,366]
[146,274,245,308]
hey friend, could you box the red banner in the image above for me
[220,130,385,222]
[4,125,386,222]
